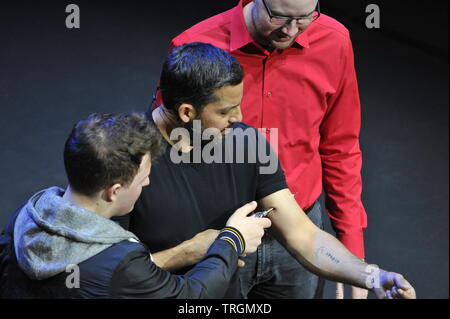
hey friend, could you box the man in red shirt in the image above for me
[157,0,368,298]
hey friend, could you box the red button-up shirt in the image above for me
[165,0,367,258]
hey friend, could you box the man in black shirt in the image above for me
[120,42,416,299]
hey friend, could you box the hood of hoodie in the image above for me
[14,186,139,280]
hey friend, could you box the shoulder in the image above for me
[312,14,351,40]
[87,240,147,267]
[307,14,354,58]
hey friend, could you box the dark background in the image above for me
[0,0,448,298]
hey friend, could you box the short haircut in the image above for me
[64,112,165,196]
[160,42,244,113]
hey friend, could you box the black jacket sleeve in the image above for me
[108,239,238,299]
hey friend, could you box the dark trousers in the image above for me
[238,201,325,299]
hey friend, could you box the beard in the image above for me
[184,118,215,148]
[184,118,231,148]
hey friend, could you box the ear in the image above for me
[178,103,197,123]
[104,183,122,202]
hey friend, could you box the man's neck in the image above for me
[152,106,193,152]
[62,186,112,219]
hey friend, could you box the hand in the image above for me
[336,283,368,299]
[238,255,246,267]
[226,201,272,254]
[185,229,220,264]
[373,271,416,299]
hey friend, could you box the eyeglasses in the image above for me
[261,0,321,26]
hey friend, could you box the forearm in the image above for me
[284,227,373,289]
[261,190,415,298]
[153,229,221,272]
[152,240,196,272]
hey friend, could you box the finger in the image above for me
[393,274,411,290]
[398,287,416,299]
[237,259,245,267]
[394,275,416,299]
[257,217,272,228]
[386,290,393,299]
[336,282,344,299]
[397,289,408,299]
[393,274,405,287]
[234,201,258,217]
[391,286,400,299]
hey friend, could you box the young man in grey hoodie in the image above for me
[0,112,271,299]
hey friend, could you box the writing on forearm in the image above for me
[305,231,373,288]
[316,246,341,264]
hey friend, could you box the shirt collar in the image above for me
[294,29,310,49]
[230,0,254,51]
[230,0,310,52]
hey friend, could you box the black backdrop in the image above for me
[0,0,448,298]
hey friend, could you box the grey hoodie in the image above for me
[14,187,139,280]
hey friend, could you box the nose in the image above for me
[229,107,243,124]
[282,20,299,37]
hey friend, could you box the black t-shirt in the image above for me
[126,121,287,251]
[117,121,288,297]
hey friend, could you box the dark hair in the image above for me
[64,112,165,196]
[160,42,244,113]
